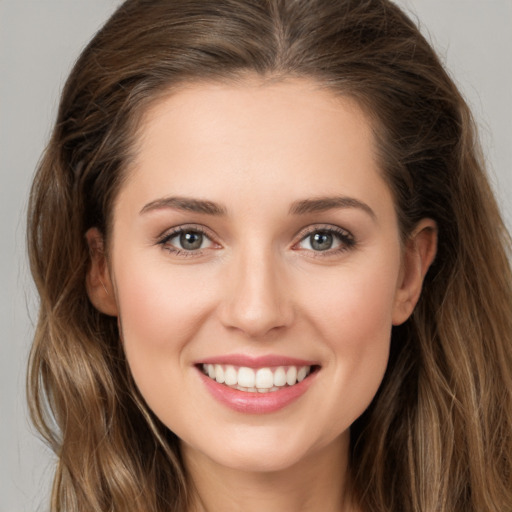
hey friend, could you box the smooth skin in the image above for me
[86,77,437,512]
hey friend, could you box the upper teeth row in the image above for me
[202,364,311,390]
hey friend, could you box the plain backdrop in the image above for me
[1,1,511,510]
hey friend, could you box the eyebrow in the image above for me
[139,194,375,219]
[289,196,376,219]
[140,196,227,216]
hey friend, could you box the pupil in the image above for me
[311,232,333,251]
[180,231,203,250]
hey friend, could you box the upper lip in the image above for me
[196,354,319,368]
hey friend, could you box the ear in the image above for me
[392,219,437,325]
[85,227,118,316]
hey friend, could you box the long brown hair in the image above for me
[27,1,512,510]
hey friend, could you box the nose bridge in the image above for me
[220,240,291,338]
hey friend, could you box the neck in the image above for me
[182,434,358,512]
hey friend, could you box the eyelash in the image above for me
[156,224,356,257]
[157,225,217,257]
[293,225,356,257]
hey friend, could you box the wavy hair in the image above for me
[27,0,512,510]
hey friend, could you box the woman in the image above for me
[27,0,512,511]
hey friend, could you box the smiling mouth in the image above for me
[199,364,318,393]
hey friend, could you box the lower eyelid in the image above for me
[163,247,207,257]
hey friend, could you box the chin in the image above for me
[206,447,308,474]
[181,422,348,476]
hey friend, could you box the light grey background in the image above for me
[1,1,511,511]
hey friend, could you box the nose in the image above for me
[218,247,293,339]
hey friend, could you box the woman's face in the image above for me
[88,78,432,474]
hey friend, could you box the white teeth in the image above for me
[238,367,256,388]
[286,366,297,386]
[255,368,273,389]
[224,365,237,386]
[202,363,313,392]
[297,366,307,382]
[214,364,225,384]
[273,367,286,387]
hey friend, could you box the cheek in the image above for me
[307,255,399,348]
[115,256,210,336]
[112,256,217,383]
[111,258,222,427]
[299,255,400,427]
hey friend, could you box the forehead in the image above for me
[116,77,392,219]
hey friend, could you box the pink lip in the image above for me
[196,365,319,414]
[197,353,317,368]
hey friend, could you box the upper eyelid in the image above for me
[293,224,354,241]
[157,224,215,242]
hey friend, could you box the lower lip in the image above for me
[197,369,317,414]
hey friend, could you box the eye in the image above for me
[303,231,338,251]
[175,230,207,250]
[295,226,355,253]
[158,226,217,254]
